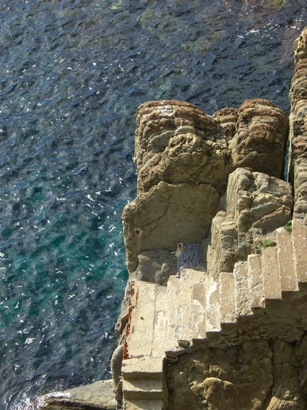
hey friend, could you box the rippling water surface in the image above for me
[0,1,306,408]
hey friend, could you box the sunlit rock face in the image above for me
[135,98,289,196]
[126,97,290,275]
[294,28,307,63]
[212,107,238,140]
[134,100,230,194]
[122,181,219,274]
[289,28,307,219]
[206,168,293,279]
[229,98,288,178]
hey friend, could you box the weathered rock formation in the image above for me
[289,28,307,220]
[229,99,288,178]
[123,96,289,277]
[206,168,293,278]
[134,100,228,194]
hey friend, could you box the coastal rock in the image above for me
[266,339,305,410]
[212,107,238,139]
[166,333,307,410]
[134,100,229,193]
[293,159,307,218]
[206,168,293,278]
[40,27,307,410]
[226,168,293,233]
[166,340,273,410]
[122,181,219,273]
[294,27,307,63]
[229,98,288,178]
[39,380,117,409]
[205,211,239,277]
[131,249,177,285]
[289,28,307,219]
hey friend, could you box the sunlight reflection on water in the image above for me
[0,0,306,408]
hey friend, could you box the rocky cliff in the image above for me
[115,27,307,410]
[41,27,307,410]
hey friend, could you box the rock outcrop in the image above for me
[289,28,307,220]
[39,380,117,409]
[114,27,307,410]
[229,98,288,178]
[134,100,229,194]
[123,96,290,276]
[206,168,293,278]
[123,181,219,274]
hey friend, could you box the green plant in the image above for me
[284,220,292,232]
[257,239,276,253]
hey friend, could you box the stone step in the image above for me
[276,227,299,292]
[166,275,182,346]
[176,273,195,343]
[247,254,265,309]
[205,275,221,333]
[191,281,207,338]
[234,261,253,317]
[124,398,164,410]
[178,270,205,342]
[166,270,205,345]
[122,358,165,409]
[261,246,282,300]
[152,285,168,358]
[123,379,164,400]
[292,219,307,285]
[122,358,163,381]
[219,271,236,324]
[125,281,156,359]
[122,222,307,410]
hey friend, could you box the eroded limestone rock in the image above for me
[131,249,177,285]
[266,339,305,410]
[123,181,219,273]
[206,168,293,278]
[289,27,307,220]
[226,168,293,232]
[135,100,229,193]
[167,334,307,409]
[115,29,307,410]
[166,339,273,410]
[294,27,307,63]
[230,98,288,178]
[212,107,238,140]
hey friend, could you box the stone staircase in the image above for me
[122,219,307,409]
[121,281,168,410]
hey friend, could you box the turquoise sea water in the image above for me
[0,1,306,408]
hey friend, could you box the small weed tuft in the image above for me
[257,239,276,253]
[284,220,292,232]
